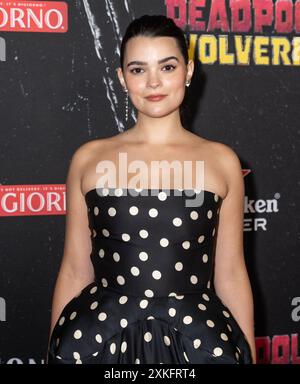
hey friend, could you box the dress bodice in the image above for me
[84,187,222,298]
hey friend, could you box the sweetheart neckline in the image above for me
[84,187,224,201]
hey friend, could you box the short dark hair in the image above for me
[120,14,189,70]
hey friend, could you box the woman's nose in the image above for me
[147,71,161,88]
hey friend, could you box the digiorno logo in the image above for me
[0,184,66,216]
[0,1,68,33]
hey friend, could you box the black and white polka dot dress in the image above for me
[47,187,252,364]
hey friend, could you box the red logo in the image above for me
[0,184,66,216]
[0,1,68,33]
[242,169,251,177]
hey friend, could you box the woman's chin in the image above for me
[138,107,180,118]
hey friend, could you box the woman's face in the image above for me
[117,36,194,119]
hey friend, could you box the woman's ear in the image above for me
[186,59,194,83]
[116,67,126,89]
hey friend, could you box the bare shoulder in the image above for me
[201,139,244,197]
[70,138,110,168]
[208,140,242,167]
[66,138,111,194]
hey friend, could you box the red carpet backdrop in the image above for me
[0,0,299,364]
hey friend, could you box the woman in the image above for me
[47,14,256,364]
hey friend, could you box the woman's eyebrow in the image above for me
[127,56,179,67]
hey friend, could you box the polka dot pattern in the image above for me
[190,211,198,220]
[173,217,182,226]
[145,289,154,298]
[149,208,158,218]
[152,270,161,280]
[98,312,107,321]
[160,238,169,247]
[90,301,98,310]
[110,343,116,354]
[95,334,102,343]
[120,319,128,328]
[175,262,183,271]
[144,332,152,342]
[122,233,130,242]
[69,312,77,321]
[58,317,65,326]
[131,266,140,276]
[139,251,148,261]
[113,252,120,262]
[129,206,139,215]
[89,286,97,294]
[121,341,127,353]
[47,188,252,365]
[108,207,116,216]
[164,336,171,346]
[139,229,148,239]
[213,347,223,356]
[73,330,82,339]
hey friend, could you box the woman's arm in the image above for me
[48,143,95,342]
[213,144,256,363]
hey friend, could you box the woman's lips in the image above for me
[145,95,166,102]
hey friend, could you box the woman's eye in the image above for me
[163,64,176,71]
[130,68,144,74]
[130,65,176,74]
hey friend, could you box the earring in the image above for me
[124,88,128,121]
[185,80,190,87]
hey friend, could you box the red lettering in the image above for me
[230,0,252,32]
[253,0,274,32]
[207,0,229,32]
[255,336,271,364]
[189,0,206,31]
[291,334,300,364]
[166,0,300,33]
[275,0,293,33]
[272,335,290,364]
[296,0,300,32]
[165,0,187,29]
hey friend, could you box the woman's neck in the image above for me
[128,112,188,145]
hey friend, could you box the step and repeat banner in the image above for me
[0,0,299,364]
